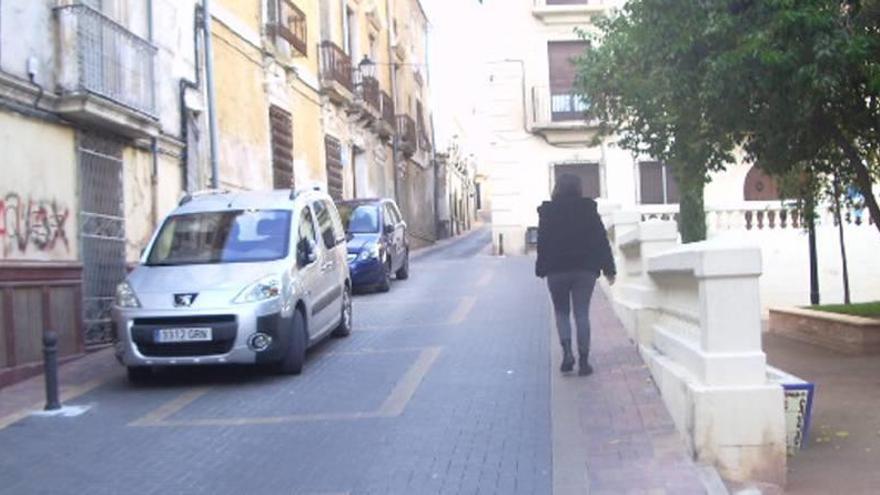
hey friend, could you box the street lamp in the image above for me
[358,55,376,80]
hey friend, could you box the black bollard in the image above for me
[43,330,61,411]
[498,233,505,256]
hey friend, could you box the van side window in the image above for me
[325,200,347,244]
[312,200,336,249]
[298,206,317,244]
[383,204,395,229]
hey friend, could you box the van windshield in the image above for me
[146,209,291,266]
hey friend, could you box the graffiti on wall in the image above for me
[0,193,71,257]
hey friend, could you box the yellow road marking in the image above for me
[0,376,113,431]
[128,387,211,427]
[131,347,443,428]
[376,347,443,417]
[477,271,494,287]
[448,296,477,325]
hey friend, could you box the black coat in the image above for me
[535,197,616,278]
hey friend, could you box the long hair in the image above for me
[552,173,583,200]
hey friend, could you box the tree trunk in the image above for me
[833,129,880,235]
[832,175,851,304]
[678,169,706,243]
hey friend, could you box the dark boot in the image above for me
[560,341,575,372]
[578,356,593,376]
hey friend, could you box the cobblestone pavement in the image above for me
[0,227,712,495]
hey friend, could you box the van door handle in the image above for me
[321,261,334,272]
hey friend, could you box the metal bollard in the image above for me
[43,330,61,411]
[498,233,505,256]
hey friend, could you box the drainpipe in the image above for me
[386,0,400,204]
[203,0,220,189]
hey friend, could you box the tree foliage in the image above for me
[577,0,880,237]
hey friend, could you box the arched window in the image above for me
[743,166,781,201]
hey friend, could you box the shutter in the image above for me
[554,163,600,199]
[639,162,664,204]
[269,105,294,189]
[324,135,344,201]
[548,41,588,92]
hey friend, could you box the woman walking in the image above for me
[535,174,616,376]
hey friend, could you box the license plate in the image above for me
[154,327,212,343]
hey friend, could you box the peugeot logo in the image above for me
[174,293,198,307]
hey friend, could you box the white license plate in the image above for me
[154,327,212,343]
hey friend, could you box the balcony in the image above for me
[532,0,609,24]
[54,4,158,138]
[374,90,395,139]
[529,86,600,145]
[396,114,417,156]
[353,72,381,121]
[320,41,354,104]
[267,0,307,57]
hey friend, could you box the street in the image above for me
[1,228,556,494]
[0,227,709,495]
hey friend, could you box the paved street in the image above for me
[0,228,710,495]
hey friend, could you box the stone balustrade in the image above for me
[605,210,787,486]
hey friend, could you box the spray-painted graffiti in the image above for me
[0,193,70,257]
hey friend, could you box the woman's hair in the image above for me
[552,173,583,199]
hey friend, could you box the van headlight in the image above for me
[358,244,382,261]
[234,276,281,304]
[115,281,141,308]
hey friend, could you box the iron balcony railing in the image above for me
[396,114,417,152]
[380,91,395,128]
[268,0,307,56]
[353,72,380,112]
[320,41,353,92]
[56,4,157,116]
[531,85,591,125]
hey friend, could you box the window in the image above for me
[313,201,336,249]
[298,206,317,244]
[547,41,590,122]
[638,162,680,204]
[147,210,292,266]
[383,204,396,229]
[743,166,781,201]
[553,163,600,199]
[270,105,293,189]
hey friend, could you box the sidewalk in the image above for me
[550,287,724,495]
[0,347,121,430]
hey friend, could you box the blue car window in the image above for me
[340,205,380,234]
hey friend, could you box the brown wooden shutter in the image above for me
[639,161,664,204]
[548,41,588,92]
[554,163,600,199]
[324,135,343,201]
[269,105,294,189]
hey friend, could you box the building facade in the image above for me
[0,0,439,386]
[480,0,880,308]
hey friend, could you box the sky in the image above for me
[423,0,490,155]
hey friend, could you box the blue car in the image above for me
[337,199,410,292]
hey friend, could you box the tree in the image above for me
[578,0,880,239]
[576,1,739,242]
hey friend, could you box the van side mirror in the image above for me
[297,239,318,267]
[383,224,394,235]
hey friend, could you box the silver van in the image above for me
[112,188,352,382]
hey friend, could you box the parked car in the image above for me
[336,199,410,292]
[112,188,353,383]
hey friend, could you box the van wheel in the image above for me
[396,250,410,280]
[377,258,392,293]
[332,286,353,338]
[278,310,307,375]
[127,366,152,384]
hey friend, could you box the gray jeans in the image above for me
[547,270,598,358]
